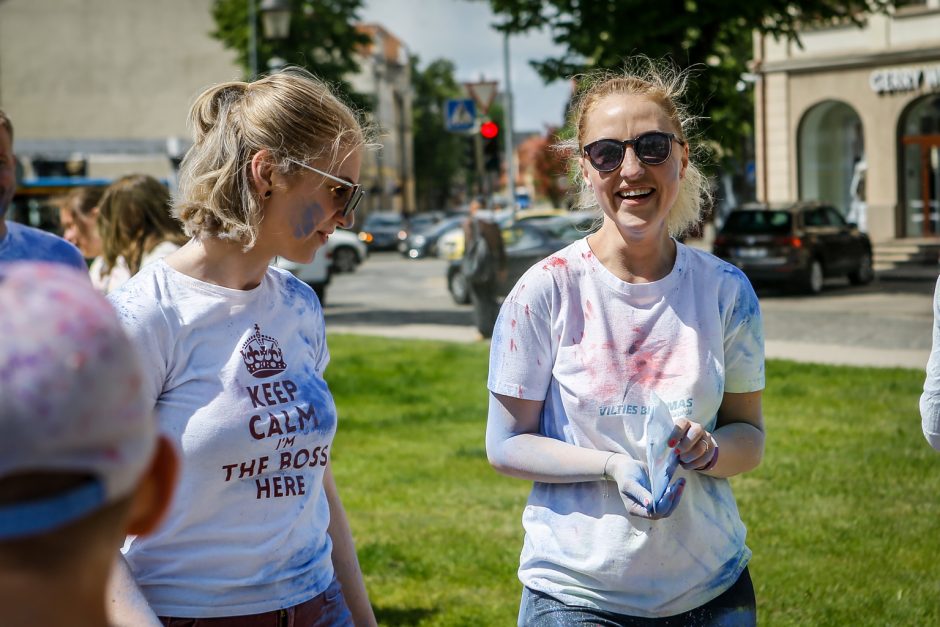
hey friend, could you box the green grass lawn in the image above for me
[325,334,940,626]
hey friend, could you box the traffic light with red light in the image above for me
[481,120,501,172]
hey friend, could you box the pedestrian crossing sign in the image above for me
[445,98,477,132]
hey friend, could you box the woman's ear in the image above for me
[579,157,593,188]
[679,142,689,180]
[249,149,275,198]
[124,435,178,537]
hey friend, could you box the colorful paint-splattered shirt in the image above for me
[109,260,336,618]
[488,238,765,618]
[0,220,86,269]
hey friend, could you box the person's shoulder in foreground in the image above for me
[0,261,177,627]
[921,275,940,451]
[0,220,86,270]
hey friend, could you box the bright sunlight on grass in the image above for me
[325,334,940,626]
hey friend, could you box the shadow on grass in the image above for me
[374,606,438,625]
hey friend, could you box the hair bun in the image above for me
[189,81,249,141]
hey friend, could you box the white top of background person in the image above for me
[106,67,376,626]
[485,59,765,620]
[920,276,940,451]
[0,110,85,269]
[0,262,177,627]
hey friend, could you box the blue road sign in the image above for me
[445,98,476,132]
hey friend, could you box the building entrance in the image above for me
[901,95,940,237]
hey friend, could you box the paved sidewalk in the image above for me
[328,324,930,370]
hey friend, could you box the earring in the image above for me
[263,191,272,199]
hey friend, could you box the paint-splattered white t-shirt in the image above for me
[488,238,765,618]
[109,260,337,618]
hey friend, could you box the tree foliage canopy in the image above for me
[211,0,371,107]
[412,57,467,210]
[484,0,890,165]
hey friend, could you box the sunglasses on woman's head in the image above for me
[582,131,685,172]
[286,159,364,218]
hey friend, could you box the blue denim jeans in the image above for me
[160,577,353,627]
[518,567,756,626]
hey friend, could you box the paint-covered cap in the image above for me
[0,262,155,539]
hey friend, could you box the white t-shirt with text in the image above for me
[488,238,765,618]
[110,260,337,618]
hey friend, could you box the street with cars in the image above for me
[323,248,935,370]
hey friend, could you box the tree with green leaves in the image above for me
[411,57,469,211]
[482,0,891,167]
[211,0,370,107]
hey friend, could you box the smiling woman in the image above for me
[485,57,766,626]
[104,67,378,627]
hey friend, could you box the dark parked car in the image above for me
[712,202,874,294]
[402,215,465,259]
[447,221,573,305]
[358,212,407,251]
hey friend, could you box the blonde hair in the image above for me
[561,58,712,238]
[98,174,187,275]
[175,67,365,247]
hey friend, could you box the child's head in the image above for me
[0,262,176,570]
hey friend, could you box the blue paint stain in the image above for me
[292,202,321,239]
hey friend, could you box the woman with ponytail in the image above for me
[93,174,187,294]
[107,68,375,626]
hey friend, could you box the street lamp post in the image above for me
[249,0,293,78]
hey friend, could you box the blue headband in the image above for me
[0,479,106,540]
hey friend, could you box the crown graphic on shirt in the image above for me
[240,324,287,378]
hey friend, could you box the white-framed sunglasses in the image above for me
[286,158,364,218]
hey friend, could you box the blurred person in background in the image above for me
[94,174,188,294]
[58,185,105,262]
[486,59,765,626]
[920,276,940,451]
[107,67,376,626]
[0,109,85,269]
[462,196,506,338]
[0,262,177,627]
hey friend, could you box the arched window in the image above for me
[900,94,940,237]
[798,101,864,217]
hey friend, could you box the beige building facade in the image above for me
[349,24,415,215]
[753,2,940,243]
[0,1,414,214]
[0,0,241,180]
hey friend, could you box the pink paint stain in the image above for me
[524,304,531,317]
[517,385,524,398]
[542,256,567,270]
[581,250,594,260]
[584,299,594,320]
[511,319,517,329]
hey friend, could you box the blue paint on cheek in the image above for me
[293,202,321,239]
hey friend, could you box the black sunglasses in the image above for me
[583,131,685,172]
[287,159,365,218]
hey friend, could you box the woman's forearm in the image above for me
[324,466,377,627]
[703,422,765,478]
[486,393,615,483]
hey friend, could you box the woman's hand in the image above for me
[673,419,718,471]
[607,453,685,519]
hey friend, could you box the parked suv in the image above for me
[712,202,874,294]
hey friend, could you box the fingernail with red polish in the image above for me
[668,439,676,448]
